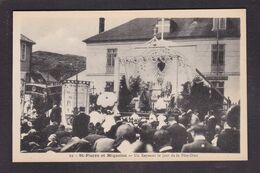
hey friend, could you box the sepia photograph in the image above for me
[12,10,247,162]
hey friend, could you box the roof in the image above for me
[30,71,57,84]
[83,18,240,43]
[39,72,58,82]
[30,72,47,84]
[21,34,36,44]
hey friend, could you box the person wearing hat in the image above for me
[181,123,220,153]
[72,107,90,139]
[193,76,204,84]
[205,110,217,142]
[217,105,240,153]
[166,109,188,152]
[50,102,62,125]
[180,109,193,128]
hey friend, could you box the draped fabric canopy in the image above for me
[119,38,197,96]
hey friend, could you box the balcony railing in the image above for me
[211,65,225,73]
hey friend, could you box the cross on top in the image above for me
[154,18,165,40]
[91,85,96,94]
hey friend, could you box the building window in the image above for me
[212,18,227,31]
[21,43,26,61]
[106,48,117,73]
[105,81,114,92]
[211,44,225,72]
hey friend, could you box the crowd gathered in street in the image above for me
[21,99,240,153]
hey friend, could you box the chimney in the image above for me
[99,18,105,33]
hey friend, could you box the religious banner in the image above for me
[61,80,90,126]
[25,83,62,96]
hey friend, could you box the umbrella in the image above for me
[97,92,117,108]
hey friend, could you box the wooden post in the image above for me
[61,83,67,126]
[86,84,90,114]
[75,74,78,110]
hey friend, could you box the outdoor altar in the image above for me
[116,19,198,114]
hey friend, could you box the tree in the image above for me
[139,88,152,112]
[118,75,133,112]
[178,81,191,111]
[129,75,142,97]
[190,81,211,116]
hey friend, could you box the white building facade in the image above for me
[80,18,240,104]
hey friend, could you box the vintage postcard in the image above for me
[13,9,247,162]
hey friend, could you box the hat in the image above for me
[79,107,85,112]
[193,76,203,84]
[226,105,240,128]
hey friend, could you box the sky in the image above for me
[19,12,134,57]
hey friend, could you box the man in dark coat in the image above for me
[217,105,240,153]
[205,110,217,142]
[166,109,188,152]
[72,107,90,138]
[182,123,220,153]
[153,129,173,152]
[106,115,123,139]
[33,113,50,132]
[50,103,62,125]
[41,121,59,146]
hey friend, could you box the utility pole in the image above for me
[70,63,78,111]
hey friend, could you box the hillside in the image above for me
[31,51,86,81]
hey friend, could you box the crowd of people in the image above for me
[21,99,240,153]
